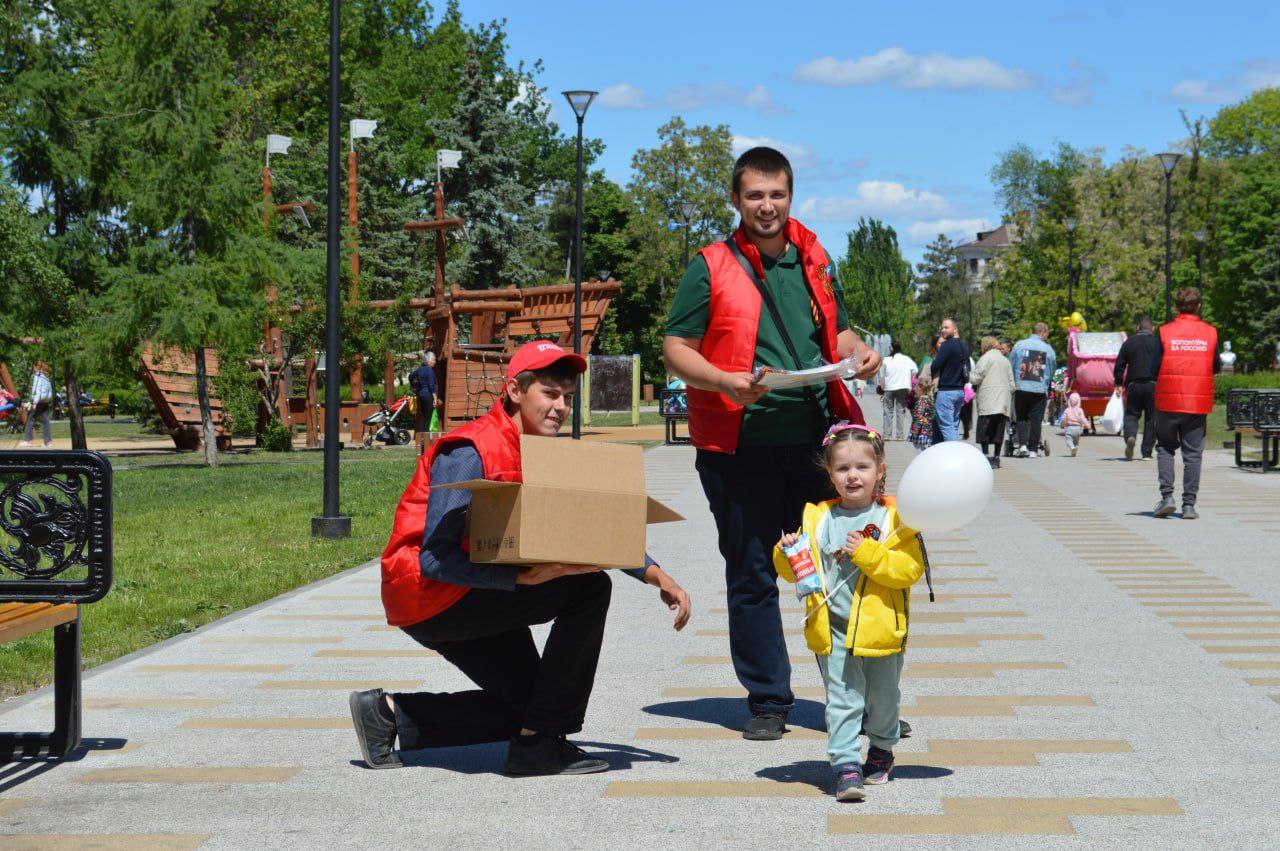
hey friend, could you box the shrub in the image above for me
[262,420,293,452]
[1214,372,1280,403]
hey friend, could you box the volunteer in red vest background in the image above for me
[663,147,881,741]
[1150,287,1221,520]
[351,341,691,777]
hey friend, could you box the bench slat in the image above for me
[0,603,78,644]
[0,601,56,626]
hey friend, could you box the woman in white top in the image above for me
[20,360,54,447]
[877,341,917,440]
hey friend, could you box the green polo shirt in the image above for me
[666,244,850,446]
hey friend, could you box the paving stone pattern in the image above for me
[2,411,1279,846]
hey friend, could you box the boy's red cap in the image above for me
[505,341,587,383]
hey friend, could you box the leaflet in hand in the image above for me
[753,356,860,390]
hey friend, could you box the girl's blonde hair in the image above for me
[914,374,936,398]
[820,423,888,505]
[980,335,1000,354]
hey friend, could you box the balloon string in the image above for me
[802,556,857,625]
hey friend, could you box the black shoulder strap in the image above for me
[724,238,825,414]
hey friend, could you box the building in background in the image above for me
[956,223,1018,291]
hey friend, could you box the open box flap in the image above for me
[519,435,644,493]
[434,479,521,492]
[646,497,683,524]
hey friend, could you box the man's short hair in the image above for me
[1138,314,1154,331]
[1175,287,1202,314]
[890,340,902,356]
[732,147,793,195]
[1033,322,1049,335]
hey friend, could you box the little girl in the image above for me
[774,424,927,802]
[908,375,936,452]
[1060,391,1090,457]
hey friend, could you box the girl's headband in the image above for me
[822,421,881,446]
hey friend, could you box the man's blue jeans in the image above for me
[935,389,965,441]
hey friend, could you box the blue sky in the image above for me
[461,0,1279,263]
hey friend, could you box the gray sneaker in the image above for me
[1153,497,1177,518]
[1182,504,1199,520]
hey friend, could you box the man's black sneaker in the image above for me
[742,713,788,740]
[505,733,609,776]
[1124,436,1136,461]
[900,719,912,737]
[349,689,402,769]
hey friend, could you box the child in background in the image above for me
[775,424,927,802]
[908,375,936,452]
[1060,391,1090,457]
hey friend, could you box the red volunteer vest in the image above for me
[686,218,862,453]
[1154,313,1218,415]
[380,402,522,627]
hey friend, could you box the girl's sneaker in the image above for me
[863,746,895,784]
[834,765,865,802]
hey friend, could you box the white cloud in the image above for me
[597,83,649,110]
[906,218,992,245]
[797,180,950,221]
[1051,61,1105,107]
[1171,60,1280,104]
[731,135,822,169]
[792,48,1037,92]
[665,82,789,116]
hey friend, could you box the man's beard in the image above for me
[743,214,786,241]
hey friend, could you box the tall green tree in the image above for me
[913,234,972,353]
[836,218,914,342]
[624,117,734,377]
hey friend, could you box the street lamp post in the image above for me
[1157,153,1182,322]
[1064,217,1077,313]
[562,90,596,440]
[679,200,695,270]
[313,0,350,539]
[1082,257,1092,320]
[1194,229,1206,288]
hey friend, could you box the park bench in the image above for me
[0,450,113,761]
[660,388,690,446]
[1227,388,1280,473]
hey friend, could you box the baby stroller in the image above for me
[362,395,413,447]
[0,391,21,435]
[1003,415,1050,457]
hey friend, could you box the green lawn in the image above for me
[1,449,416,698]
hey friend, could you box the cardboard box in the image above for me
[437,435,683,568]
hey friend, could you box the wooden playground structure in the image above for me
[138,180,620,450]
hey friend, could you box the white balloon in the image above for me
[896,441,994,532]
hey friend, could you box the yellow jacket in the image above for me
[773,497,928,657]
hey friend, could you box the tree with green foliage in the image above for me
[624,117,734,377]
[912,234,974,353]
[1206,87,1280,158]
[836,218,914,342]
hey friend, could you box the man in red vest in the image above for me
[664,147,881,740]
[350,341,691,775]
[1151,287,1221,520]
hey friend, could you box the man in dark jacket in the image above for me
[1113,315,1161,461]
[931,317,970,441]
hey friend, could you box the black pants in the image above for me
[1014,391,1048,450]
[976,414,1007,458]
[960,398,974,440]
[1124,381,1156,458]
[696,443,831,717]
[415,397,434,433]
[391,572,612,750]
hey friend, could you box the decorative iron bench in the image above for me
[1227,388,1280,473]
[0,451,113,761]
[660,389,689,446]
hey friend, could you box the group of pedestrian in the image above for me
[356,146,923,804]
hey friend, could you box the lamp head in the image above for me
[680,201,695,221]
[1193,229,1206,243]
[1082,257,1092,270]
[1157,152,1182,175]
[1063,217,1077,233]
[562,90,597,120]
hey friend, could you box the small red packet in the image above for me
[782,532,816,580]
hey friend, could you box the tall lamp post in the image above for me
[679,200,695,270]
[313,0,350,539]
[1081,257,1092,319]
[1157,152,1182,322]
[562,89,596,440]
[1193,229,1206,288]
[1063,217,1078,313]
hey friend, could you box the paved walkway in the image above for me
[3,413,1280,847]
